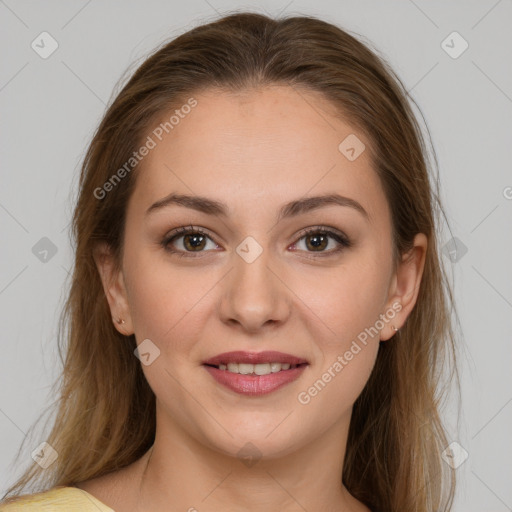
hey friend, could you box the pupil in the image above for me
[307,234,326,251]
[185,234,205,250]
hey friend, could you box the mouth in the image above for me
[202,351,309,396]
[204,361,308,375]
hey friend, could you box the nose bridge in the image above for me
[220,237,290,331]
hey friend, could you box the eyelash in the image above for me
[161,225,351,259]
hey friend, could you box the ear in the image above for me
[93,242,134,336]
[380,233,428,341]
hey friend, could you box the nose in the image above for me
[219,247,291,334]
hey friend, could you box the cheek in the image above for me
[290,253,390,404]
[123,248,217,350]
[292,256,391,347]
[293,277,384,419]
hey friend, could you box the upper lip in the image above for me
[203,351,309,366]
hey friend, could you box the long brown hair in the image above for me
[2,11,459,511]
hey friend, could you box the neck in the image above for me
[132,406,366,512]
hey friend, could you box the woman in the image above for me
[1,11,459,512]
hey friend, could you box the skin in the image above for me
[78,85,427,511]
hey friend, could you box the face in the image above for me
[96,85,426,460]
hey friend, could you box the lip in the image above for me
[204,365,307,396]
[202,350,309,366]
[202,351,309,396]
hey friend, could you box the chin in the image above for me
[199,415,315,462]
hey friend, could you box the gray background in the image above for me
[1,0,511,509]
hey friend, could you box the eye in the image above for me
[161,226,219,257]
[290,226,351,256]
[161,225,351,258]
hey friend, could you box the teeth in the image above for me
[217,362,298,375]
[254,363,270,375]
[270,362,281,373]
[227,363,239,373]
[238,363,253,375]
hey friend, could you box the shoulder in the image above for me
[0,486,114,511]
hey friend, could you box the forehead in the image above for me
[129,85,388,224]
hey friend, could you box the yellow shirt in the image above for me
[0,486,114,511]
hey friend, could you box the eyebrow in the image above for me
[146,192,369,222]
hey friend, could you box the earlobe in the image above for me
[380,233,428,341]
[93,242,133,335]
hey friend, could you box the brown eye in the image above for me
[293,227,351,255]
[182,233,207,251]
[304,232,329,251]
[162,227,218,256]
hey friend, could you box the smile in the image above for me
[202,351,309,396]
[208,362,304,375]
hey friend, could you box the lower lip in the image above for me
[203,365,308,396]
